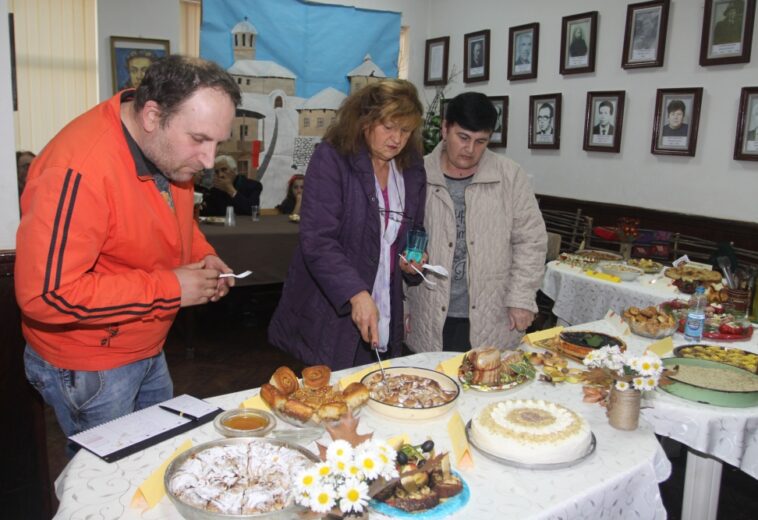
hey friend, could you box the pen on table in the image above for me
[159,405,199,421]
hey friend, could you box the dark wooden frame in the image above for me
[508,23,539,81]
[424,36,449,86]
[583,91,625,153]
[440,99,451,122]
[529,93,562,150]
[734,86,758,161]
[464,29,490,83]
[488,96,508,148]
[699,0,755,66]
[110,35,170,94]
[560,11,598,75]
[622,0,670,69]
[651,87,703,157]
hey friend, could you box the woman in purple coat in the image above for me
[268,80,427,369]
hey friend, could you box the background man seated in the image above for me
[202,154,263,216]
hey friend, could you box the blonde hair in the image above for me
[323,79,423,169]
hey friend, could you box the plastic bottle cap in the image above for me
[695,286,705,294]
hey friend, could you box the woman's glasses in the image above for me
[379,208,413,226]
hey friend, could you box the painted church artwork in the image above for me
[217,18,388,207]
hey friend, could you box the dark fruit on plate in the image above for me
[396,451,408,465]
[421,440,435,453]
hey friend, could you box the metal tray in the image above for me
[164,437,318,519]
[465,420,596,469]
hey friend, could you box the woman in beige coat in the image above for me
[404,93,547,352]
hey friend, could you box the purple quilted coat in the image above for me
[268,142,426,369]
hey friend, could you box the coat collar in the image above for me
[426,141,501,186]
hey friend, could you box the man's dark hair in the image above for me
[538,102,554,118]
[598,100,614,115]
[134,55,241,126]
[444,92,497,133]
[667,99,686,115]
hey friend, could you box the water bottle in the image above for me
[683,286,707,342]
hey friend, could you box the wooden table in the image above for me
[199,214,299,286]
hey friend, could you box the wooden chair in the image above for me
[540,208,592,253]
[671,233,720,265]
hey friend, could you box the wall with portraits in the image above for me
[421,0,758,223]
[0,0,19,249]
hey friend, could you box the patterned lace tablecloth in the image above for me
[53,352,670,520]
[541,261,682,326]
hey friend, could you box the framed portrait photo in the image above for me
[424,36,449,86]
[651,88,703,157]
[622,0,670,69]
[583,91,626,153]
[110,36,170,94]
[528,93,562,150]
[560,11,598,75]
[699,0,756,66]
[508,23,539,81]
[464,30,490,83]
[734,86,758,161]
[488,96,508,148]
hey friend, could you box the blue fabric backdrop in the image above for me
[201,0,401,98]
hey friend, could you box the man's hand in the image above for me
[174,260,222,307]
[508,307,535,332]
[350,290,380,347]
[213,170,236,197]
[203,255,234,301]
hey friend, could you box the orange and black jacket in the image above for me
[15,92,216,370]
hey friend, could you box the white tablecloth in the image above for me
[53,352,670,520]
[541,261,682,326]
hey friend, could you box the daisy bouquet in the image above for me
[583,346,664,392]
[294,438,399,516]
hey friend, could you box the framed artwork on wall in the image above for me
[529,93,562,150]
[699,0,755,66]
[651,87,703,156]
[508,23,539,81]
[583,91,626,153]
[734,86,758,161]
[560,11,597,75]
[622,0,670,69]
[488,96,508,148]
[424,36,449,86]
[110,36,170,94]
[464,29,490,83]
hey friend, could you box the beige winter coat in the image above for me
[404,143,547,352]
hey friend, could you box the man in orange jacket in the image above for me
[16,56,240,451]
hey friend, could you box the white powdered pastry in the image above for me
[471,399,592,464]
[169,441,312,514]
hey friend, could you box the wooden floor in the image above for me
[44,285,756,519]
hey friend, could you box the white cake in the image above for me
[470,399,592,464]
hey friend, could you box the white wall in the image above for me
[421,0,758,222]
[97,0,180,101]
[0,0,20,249]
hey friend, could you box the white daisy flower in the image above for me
[346,462,362,479]
[632,376,645,390]
[355,449,381,480]
[628,357,641,372]
[294,468,319,495]
[327,440,354,462]
[615,380,630,391]
[315,462,332,479]
[338,478,369,513]
[643,376,658,391]
[331,458,348,475]
[637,356,660,376]
[309,484,336,514]
[583,351,597,366]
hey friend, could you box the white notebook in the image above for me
[69,394,221,462]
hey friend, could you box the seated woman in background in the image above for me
[16,150,36,196]
[276,174,304,215]
[268,79,427,369]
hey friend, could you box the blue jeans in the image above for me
[24,345,173,456]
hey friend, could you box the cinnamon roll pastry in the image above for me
[302,365,331,389]
[270,366,299,396]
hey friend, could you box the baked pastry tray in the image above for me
[465,420,596,470]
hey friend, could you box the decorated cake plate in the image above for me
[464,420,597,469]
[370,472,471,519]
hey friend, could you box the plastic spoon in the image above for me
[399,254,436,286]
[219,270,253,279]
[423,263,449,277]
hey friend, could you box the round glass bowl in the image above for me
[213,408,276,438]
